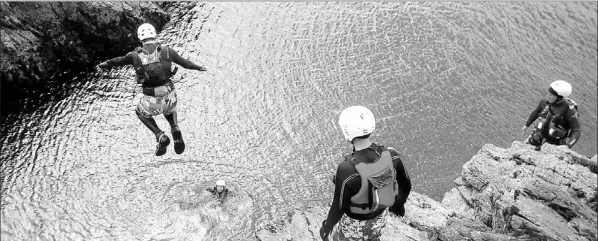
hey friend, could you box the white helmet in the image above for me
[216,180,225,186]
[549,80,572,98]
[137,23,157,41]
[338,106,376,142]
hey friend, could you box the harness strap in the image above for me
[349,203,370,209]
[367,181,374,210]
[165,45,170,60]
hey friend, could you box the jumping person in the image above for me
[97,23,207,156]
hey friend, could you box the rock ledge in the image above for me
[256,142,597,241]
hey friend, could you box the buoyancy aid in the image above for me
[537,98,578,140]
[132,44,172,87]
[347,148,398,215]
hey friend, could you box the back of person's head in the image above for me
[338,106,376,143]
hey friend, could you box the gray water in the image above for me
[2,2,597,240]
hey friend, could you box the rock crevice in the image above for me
[256,142,597,241]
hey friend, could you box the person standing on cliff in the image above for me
[96,23,207,156]
[521,80,581,151]
[319,106,412,241]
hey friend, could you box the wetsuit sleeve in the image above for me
[525,99,547,127]
[104,53,134,67]
[389,148,412,204]
[324,161,356,230]
[564,108,581,148]
[169,48,206,71]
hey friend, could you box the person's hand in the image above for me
[96,61,108,71]
[198,66,207,71]
[319,221,331,241]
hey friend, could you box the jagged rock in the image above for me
[256,142,597,241]
[443,142,597,241]
[255,197,430,241]
[1,1,171,108]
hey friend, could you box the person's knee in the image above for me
[136,108,151,119]
[529,132,543,146]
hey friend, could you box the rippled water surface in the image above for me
[2,2,597,240]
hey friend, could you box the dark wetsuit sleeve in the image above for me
[389,149,412,204]
[324,161,357,230]
[105,53,134,67]
[169,48,204,70]
[525,99,547,127]
[565,108,581,148]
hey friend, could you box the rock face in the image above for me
[0,1,170,113]
[256,142,597,241]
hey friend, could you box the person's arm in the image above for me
[393,150,411,204]
[169,48,207,71]
[564,108,581,148]
[98,53,134,68]
[525,99,547,127]
[388,148,411,216]
[322,161,356,234]
[221,189,230,202]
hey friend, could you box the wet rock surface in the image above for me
[256,142,597,241]
[1,1,170,116]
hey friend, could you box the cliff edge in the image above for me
[1,2,170,116]
[256,142,597,241]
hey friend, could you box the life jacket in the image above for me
[346,148,398,215]
[132,44,172,86]
[537,98,578,140]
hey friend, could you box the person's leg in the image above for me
[336,209,388,241]
[164,110,180,132]
[137,95,170,156]
[164,92,185,154]
[136,111,162,137]
[545,138,562,146]
[527,130,544,151]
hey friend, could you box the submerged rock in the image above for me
[256,142,597,241]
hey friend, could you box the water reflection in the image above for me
[1,2,596,240]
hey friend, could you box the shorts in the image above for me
[135,90,178,118]
[332,209,388,241]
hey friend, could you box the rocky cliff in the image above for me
[256,142,597,241]
[1,2,170,116]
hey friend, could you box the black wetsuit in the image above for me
[100,43,205,139]
[104,43,204,89]
[323,143,412,230]
[525,98,581,148]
